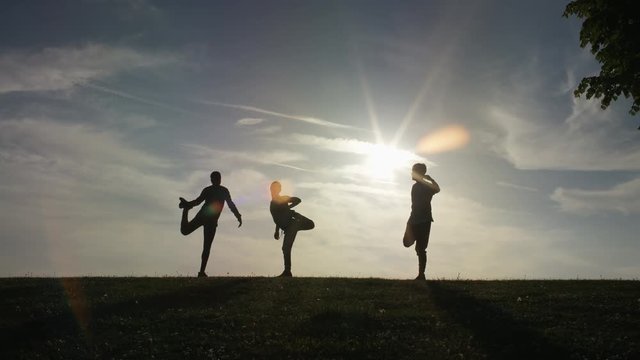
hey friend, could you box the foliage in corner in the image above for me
[563,0,640,121]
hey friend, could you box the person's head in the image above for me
[270,181,281,199]
[411,163,427,181]
[210,171,221,185]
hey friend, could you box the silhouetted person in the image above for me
[269,181,315,277]
[408,163,440,280]
[179,171,242,277]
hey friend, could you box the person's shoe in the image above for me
[414,274,426,281]
[197,271,208,278]
[277,270,292,278]
[179,197,191,209]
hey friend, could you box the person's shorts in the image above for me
[412,221,432,253]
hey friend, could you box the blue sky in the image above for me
[0,0,638,278]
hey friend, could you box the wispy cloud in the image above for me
[196,101,355,129]
[254,125,282,134]
[285,133,432,181]
[0,118,167,168]
[487,101,640,171]
[0,44,173,93]
[0,117,180,227]
[182,143,312,172]
[551,178,640,215]
[496,181,538,192]
[289,133,430,163]
[297,181,400,196]
[236,118,265,126]
[485,53,640,171]
[81,82,204,118]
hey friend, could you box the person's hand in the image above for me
[274,231,280,240]
[237,217,242,228]
[424,175,434,181]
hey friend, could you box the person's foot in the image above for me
[197,271,208,278]
[179,197,190,209]
[414,274,426,281]
[277,270,292,277]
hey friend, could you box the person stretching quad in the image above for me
[179,171,242,277]
[269,181,314,277]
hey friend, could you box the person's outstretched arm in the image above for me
[182,190,206,208]
[225,190,242,227]
[288,197,301,208]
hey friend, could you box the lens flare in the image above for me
[416,125,470,154]
[60,278,91,337]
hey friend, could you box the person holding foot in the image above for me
[408,163,440,280]
[269,181,315,277]
[179,171,242,277]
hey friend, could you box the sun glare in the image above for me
[363,143,418,181]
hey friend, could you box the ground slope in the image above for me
[1,278,638,359]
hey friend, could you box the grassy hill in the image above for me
[1,277,639,359]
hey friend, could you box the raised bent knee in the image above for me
[180,225,193,236]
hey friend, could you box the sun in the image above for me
[363,143,417,181]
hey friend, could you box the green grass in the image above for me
[1,278,639,359]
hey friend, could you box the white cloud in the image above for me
[182,143,311,171]
[0,119,180,221]
[81,82,200,118]
[254,125,282,134]
[551,178,640,215]
[236,118,265,126]
[485,51,640,171]
[496,181,538,192]
[0,118,167,168]
[298,181,400,196]
[197,101,356,129]
[487,100,640,171]
[290,133,429,162]
[286,133,431,181]
[290,134,372,154]
[0,116,194,276]
[0,44,173,93]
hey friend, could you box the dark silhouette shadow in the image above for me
[301,309,379,338]
[269,181,315,277]
[179,171,243,277]
[425,281,570,359]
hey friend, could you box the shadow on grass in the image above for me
[1,278,250,353]
[302,309,379,338]
[426,281,570,359]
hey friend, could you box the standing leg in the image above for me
[414,222,430,280]
[424,221,431,274]
[198,224,217,277]
[280,225,298,277]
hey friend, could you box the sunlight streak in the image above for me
[355,52,384,144]
[390,74,434,148]
[389,5,476,148]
